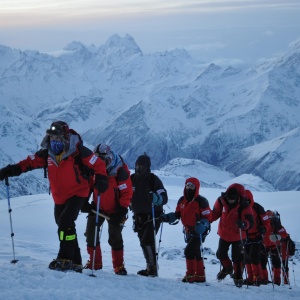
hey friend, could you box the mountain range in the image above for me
[0,33,300,198]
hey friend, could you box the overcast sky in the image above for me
[1,0,300,63]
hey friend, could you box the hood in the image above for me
[184,177,200,198]
[245,189,254,207]
[225,183,246,198]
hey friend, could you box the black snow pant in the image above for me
[54,195,86,264]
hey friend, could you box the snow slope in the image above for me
[0,172,299,300]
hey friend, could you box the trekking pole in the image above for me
[261,236,274,289]
[239,228,248,288]
[200,233,206,281]
[157,221,163,261]
[282,248,292,289]
[266,252,275,289]
[290,259,296,286]
[4,177,18,264]
[273,237,291,289]
[90,192,101,277]
[151,202,158,276]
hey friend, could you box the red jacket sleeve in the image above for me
[116,165,132,209]
[211,197,223,222]
[18,149,48,172]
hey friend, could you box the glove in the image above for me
[269,234,281,243]
[0,164,22,181]
[152,192,163,206]
[236,219,247,229]
[162,212,178,224]
[195,219,210,235]
[109,206,128,226]
[94,174,108,193]
[258,225,266,234]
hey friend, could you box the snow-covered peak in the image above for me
[1,34,300,195]
[63,41,88,51]
[102,33,142,56]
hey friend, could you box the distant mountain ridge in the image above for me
[0,34,299,198]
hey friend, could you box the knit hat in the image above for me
[135,153,151,176]
[135,153,151,168]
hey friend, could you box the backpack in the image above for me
[287,236,296,256]
[269,211,282,231]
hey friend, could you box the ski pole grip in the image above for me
[5,176,9,186]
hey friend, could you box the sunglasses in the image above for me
[185,182,196,189]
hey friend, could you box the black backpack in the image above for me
[287,236,296,256]
[269,211,282,231]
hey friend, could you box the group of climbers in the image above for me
[0,120,295,288]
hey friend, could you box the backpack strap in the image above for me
[71,148,93,181]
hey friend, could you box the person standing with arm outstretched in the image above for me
[0,121,108,272]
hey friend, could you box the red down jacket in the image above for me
[17,131,107,205]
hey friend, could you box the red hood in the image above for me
[245,189,254,207]
[226,183,246,198]
[184,177,200,198]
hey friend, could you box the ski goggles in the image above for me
[185,182,196,190]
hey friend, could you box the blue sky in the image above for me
[1,0,300,63]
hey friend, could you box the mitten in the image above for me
[195,219,210,235]
[162,212,178,224]
[152,192,163,206]
[0,164,22,181]
[94,174,108,193]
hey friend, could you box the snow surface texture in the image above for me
[0,172,299,300]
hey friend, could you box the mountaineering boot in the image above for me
[137,264,157,277]
[85,245,102,270]
[137,244,157,277]
[194,259,206,283]
[112,249,127,275]
[182,259,195,283]
[137,268,149,276]
[217,258,233,280]
[48,259,73,272]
